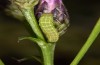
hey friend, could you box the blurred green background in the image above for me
[0,0,100,65]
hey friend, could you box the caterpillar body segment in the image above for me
[39,13,59,42]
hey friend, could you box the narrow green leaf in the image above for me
[0,59,4,65]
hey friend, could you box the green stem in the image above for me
[70,18,100,65]
[21,8,45,41]
[19,37,55,65]
[31,38,55,65]
[41,43,55,65]
[15,1,55,65]
[0,59,4,65]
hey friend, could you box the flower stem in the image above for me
[70,18,100,65]
[0,59,4,65]
[19,36,55,65]
[15,1,55,65]
[28,37,55,65]
[41,43,55,65]
[21,8,45,41]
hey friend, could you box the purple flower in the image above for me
[35,0,69,35]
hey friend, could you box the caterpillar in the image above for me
[39,13,59,42]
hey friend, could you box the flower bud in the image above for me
[5,0,39,21]
[36,0,69,35]
[5,0,25,21]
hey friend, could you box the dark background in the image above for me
[0,0,100,65]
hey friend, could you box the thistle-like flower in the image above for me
[36,0,69,35]
[5,0,39,21]
[5,0,25,21]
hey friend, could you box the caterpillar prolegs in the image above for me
[39,13,59,42]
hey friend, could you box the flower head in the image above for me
[36,0,69,35]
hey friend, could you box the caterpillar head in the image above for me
[36,0,69,36]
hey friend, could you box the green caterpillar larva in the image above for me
[39,13,59,42]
